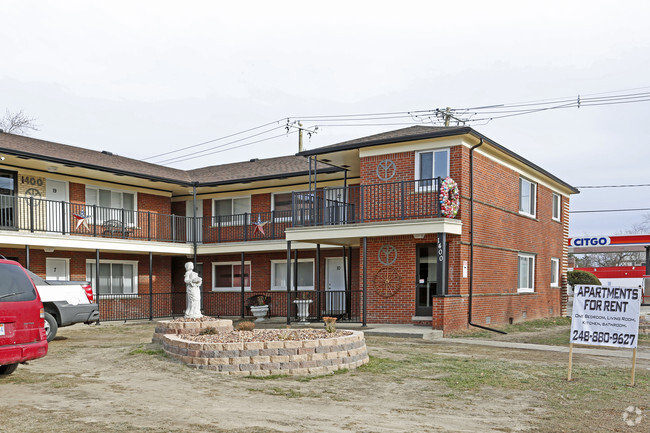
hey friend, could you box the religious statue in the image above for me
[184,261,202,318]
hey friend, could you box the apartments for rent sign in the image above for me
[571,285,642,348]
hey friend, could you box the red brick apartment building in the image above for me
[0,126,577,334]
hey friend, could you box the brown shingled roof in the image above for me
[0,132,339,187]
[186,155,339,186]
[0,132,192,184]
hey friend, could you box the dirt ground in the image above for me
[0,320,648,433]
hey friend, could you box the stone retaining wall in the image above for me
[161,330,369,376]
[152,319,233,343]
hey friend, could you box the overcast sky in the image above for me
[2,0,649,237]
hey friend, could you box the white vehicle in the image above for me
[25,270,99,342]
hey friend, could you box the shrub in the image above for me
[236,321,256,331]
[567,270,601,291]
[322,316,337,333]
[199,327,218,335]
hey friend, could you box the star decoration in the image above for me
[73,211,91,231]
[253,216,268,235]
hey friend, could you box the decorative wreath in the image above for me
[439,177,459,218]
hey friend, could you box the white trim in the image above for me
[414,148,450,182]
[517,253,535,293]
[85,259,139,296]
[270,258,315,291]
[211,195,251,227]
[550,257,560,287]
[211,261,251,292]
[271,192,292,221]
[518,177,537,218]
[552,193,561,222]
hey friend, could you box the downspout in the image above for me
[192,182,198,267]
[469,138,506,334]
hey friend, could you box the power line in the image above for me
[570,208,650,214]
[577,184,650,189]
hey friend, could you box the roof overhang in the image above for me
[285,219,463,247]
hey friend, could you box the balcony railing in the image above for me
[292,177,442,227]
[0,177,444,245]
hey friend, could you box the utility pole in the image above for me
[444,107,451,127]
[286,120,319,152]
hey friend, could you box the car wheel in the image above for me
[44,312,58,342]
[0,363,18,376]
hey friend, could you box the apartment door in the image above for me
[186,200,203,243]
[46,258,69,280]
[325,258,346,315]
[415,245,437,316]
[46,179,68,233]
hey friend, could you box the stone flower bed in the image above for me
[152,317,233,343]
[161,329,369,376]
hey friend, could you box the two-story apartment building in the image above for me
[0,125,577,333]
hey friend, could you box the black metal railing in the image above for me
[0,177,446,244]
[292,177,442,226]
[200,209,293,243]
[98,290,363,322]
[0,195,191,243]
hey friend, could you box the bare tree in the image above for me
[0,109,39,135]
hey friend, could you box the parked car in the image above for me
[25,270,99,342]
[0,259,48,376]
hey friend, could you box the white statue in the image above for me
[184,261,202,318]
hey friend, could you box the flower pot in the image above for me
[250,305,269,322]
[293,299,313,324]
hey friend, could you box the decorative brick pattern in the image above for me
[160,330,369,376]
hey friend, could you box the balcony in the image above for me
[0,177,446,246]
[292,177,442,226]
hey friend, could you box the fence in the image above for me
[98,290,363,323]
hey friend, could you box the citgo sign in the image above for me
[570,237,611,247]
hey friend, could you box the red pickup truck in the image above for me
[0,259,48,376]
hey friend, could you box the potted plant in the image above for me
[250,295,270,322]
[293,292,313,324]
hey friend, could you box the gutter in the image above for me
[468,138,506,334]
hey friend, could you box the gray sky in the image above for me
[2,0,649,237]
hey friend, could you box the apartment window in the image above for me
[212,197,251,225]
[86,260,138,296]
[212,262,251,291]
[416,149,449,186]
[271,259,314,290]
[552,193,561,221]
[518,253,535,293]
[551,258,560,287]
[519,178,536,217]
[272,192,292,219]
[86,186,136,224]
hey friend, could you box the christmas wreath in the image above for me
[439,177,459,218]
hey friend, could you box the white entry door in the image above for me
[46,179,68,233]
[186,199,203,243]
[325,258,346,315]
[46,258,69,281]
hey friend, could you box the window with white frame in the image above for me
[212,196,251,225]
[518,253,535,292]
[416,149,449,187]
[86,260,138,296]
[86,186,136,225]
[212,262,251,291]
[550,258,560,287]
[552,193,561,221]
[519,178,537,217]
[271,192,292,220]
[271,259,314,290]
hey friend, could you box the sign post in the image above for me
[568,285,642,385]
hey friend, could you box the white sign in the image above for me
[571,285,641,348]
[462,261,468,278]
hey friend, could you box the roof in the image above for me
[186,156,340,186]
[298,125,580,194]
[0,132,340,187]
